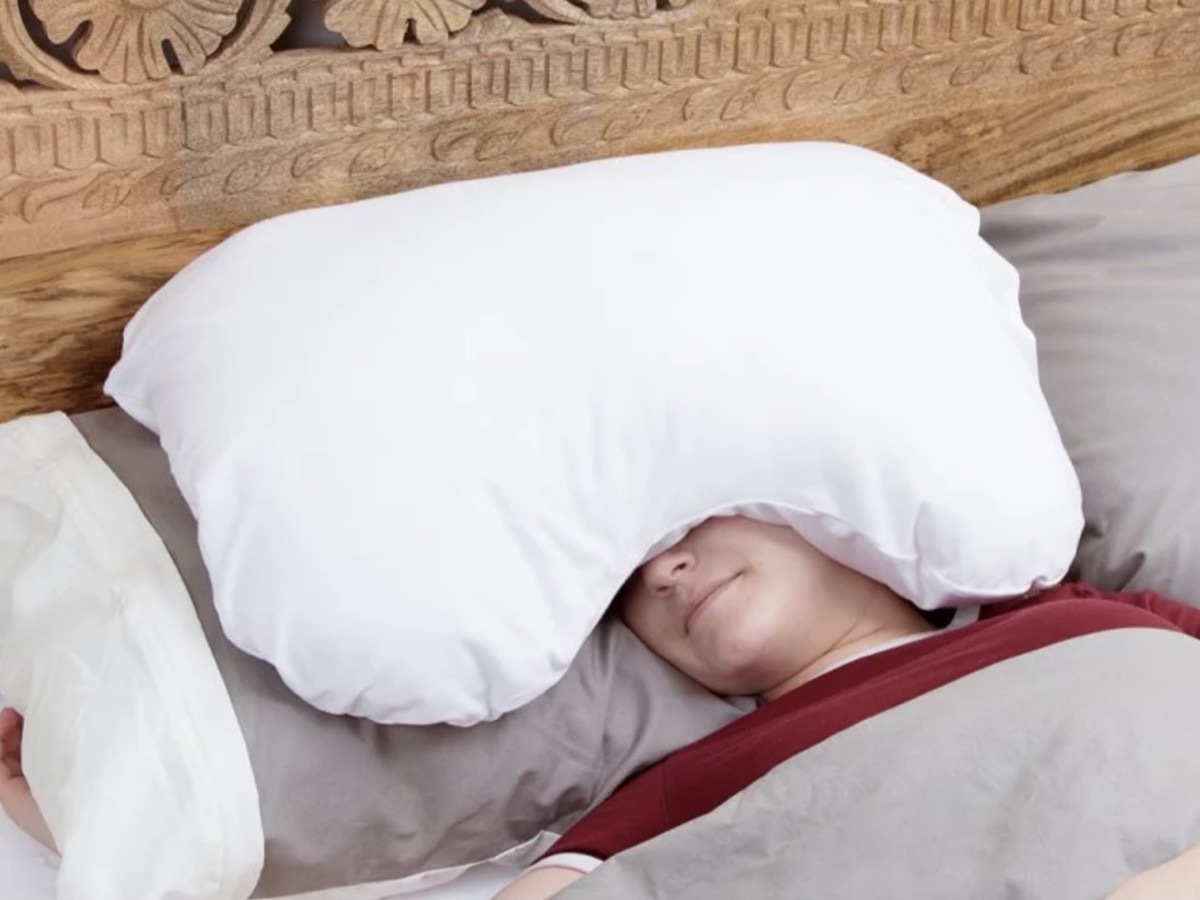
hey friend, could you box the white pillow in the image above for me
[106,142,1083,726]
[0,413,262,900]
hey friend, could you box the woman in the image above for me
[494,516,1200,900]
[4,516,1199,898]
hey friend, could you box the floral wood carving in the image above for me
[322,0,489,48]
[30,0,241,83]
[1,0,1199,264]
[0,0,290,87]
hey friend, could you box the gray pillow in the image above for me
[980,155,1200,599]
[70,407,748,898]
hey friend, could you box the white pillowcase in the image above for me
[106,142,1083,726]
[0,413,262,900]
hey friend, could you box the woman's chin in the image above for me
[699,631,777,693]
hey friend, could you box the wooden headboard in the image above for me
[2,0,1198,422]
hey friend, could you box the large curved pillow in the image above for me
[981,154,1200,599]
[106,142,1083,725]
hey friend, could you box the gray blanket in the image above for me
[560,628,1200,900]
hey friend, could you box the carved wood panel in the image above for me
[2,0,1197,263]
[1,0,1200,421]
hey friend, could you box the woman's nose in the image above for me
[645,548,695,596]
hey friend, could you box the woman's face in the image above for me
[618,516,857,697]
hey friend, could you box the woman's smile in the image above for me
[685,573,740,634]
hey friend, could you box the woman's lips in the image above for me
[685,574,737,634]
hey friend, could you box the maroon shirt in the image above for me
[545,583,1200,863]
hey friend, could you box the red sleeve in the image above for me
[985,582,1200,639]
[541,761,672,862]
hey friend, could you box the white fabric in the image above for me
[0,801,521,900]
[273,865,523,900]
[806,632,938,681]
[527,853,603,876]
[264,829,559,899]
[106,141,1083,726]
[948,604,982,629]
[0,413,264,900]
[0,795,57,899]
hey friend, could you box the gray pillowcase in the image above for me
[980,155,1200,599]
[70,407,748,898]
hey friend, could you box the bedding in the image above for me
[980,153,1200,599]
[553,606,1200,900]
[6,147,1194,900]
[543,585,1200,863]
[0,700,522,900]
[0,408,748,900]
[0,816,523,900]
[0,411,262,900]
[0,789,58,900]
[104,139,1082,727]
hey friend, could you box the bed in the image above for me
[2,0,1200,898]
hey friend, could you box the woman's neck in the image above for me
[760,581,935,703]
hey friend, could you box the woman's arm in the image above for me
[1105,841,1200,899]
[0,709,56,852]
[493,865,585,900]
[493,757,669,900]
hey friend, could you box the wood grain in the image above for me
[4,0,1198,260]
[0,230,230,421]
